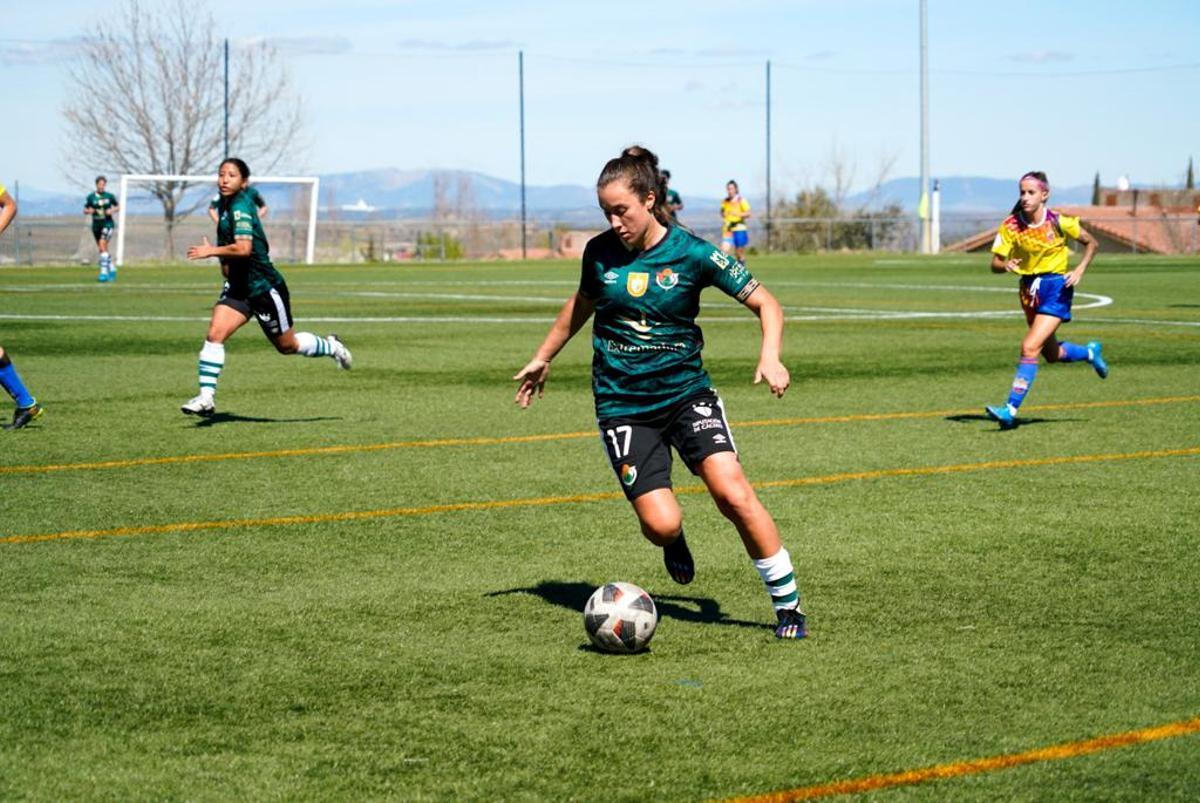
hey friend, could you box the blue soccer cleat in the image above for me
[985,404,1018,430]
[774,606,807,639]
[1087,341,1108,379]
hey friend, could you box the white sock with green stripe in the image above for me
[294,331,334,358]
[753,547,800,612]
[198,340,225,400]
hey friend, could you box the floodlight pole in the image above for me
[919,0,931,254]
[765,59,772,254]
[223,38,230,158]
[519,50,527,260]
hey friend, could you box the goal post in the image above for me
[115,174,320,266]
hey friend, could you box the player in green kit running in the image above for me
[514,145,806,639]
[181,158,351,417]
[83,175,119,282]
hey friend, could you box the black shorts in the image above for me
[597,390,738,501]
[217,281,293,338]
[92,221,114,243]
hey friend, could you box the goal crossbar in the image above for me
[115,174,320,266]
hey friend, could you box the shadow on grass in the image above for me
[487,579,769,632]
[189,412,343,427]
[943,413,1077,428]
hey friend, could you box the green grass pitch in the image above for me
[1,252,1198,800]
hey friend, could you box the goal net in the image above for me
[114,174,320,266]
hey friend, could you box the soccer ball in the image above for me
[583,582,658,653]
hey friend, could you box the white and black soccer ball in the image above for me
[583,582,658,653]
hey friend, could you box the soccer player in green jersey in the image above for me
[83,175,119,282]
[514,145,806,639]
[181,158,351,417]
[662,169,683,221]
[0,183,43,429]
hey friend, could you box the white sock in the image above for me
[198,340,225,398]
[752,547,800,612]
[294,331,333,358]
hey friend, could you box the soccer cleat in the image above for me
[328,334,353,370]
[985,404,1018,430]
[97,271,109,283]
[4,403,43,430]
[180,394,215,417]
[662,532,694,585]
[1087,341,1108,379]
[774,606,808,639]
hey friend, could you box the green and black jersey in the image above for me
[216,190,284,298]
[578,225,760,419]
[85,191,118,236]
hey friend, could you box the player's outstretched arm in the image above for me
[742,285,789,398]
[187,235,251,261]
[514,292,595,408]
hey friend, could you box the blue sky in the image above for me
[4,0,1198,200]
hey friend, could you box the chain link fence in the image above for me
[2,213,1197,266]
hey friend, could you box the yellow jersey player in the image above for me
[0,182,43,429]
[720,179,751,261]
[985,171,1106,430]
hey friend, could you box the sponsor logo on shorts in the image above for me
[620,464,638,486]
[692,418,724,433]
[655,268,679,290]
[256,312,272,322]
[692,404,713,417]
[712,434,728,444]
[626,272,649,298]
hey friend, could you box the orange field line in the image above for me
[3,395,1197,477]
[723,715,1200,802]
[3,445,1197,546]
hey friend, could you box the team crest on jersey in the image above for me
[626,272,649,297]
[620,464,638,486]
[655,268,679,290]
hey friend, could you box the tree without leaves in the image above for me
[62,0,304,257]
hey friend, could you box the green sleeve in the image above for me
[698,242,758,302]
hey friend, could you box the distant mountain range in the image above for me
[8,169,1117,219]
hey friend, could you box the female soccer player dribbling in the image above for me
[985,171,1107,429]
[182,158,352,417]
[513,146,806,639]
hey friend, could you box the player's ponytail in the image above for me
[597,145,672,226]
[1012,170,1049,230]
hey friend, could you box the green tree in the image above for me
[1091,172,1102,205]
[1187,157,1195,190]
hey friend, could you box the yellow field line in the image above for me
[723,715,1200,802]
[4,445,1197,546]
[3,395,1198,478]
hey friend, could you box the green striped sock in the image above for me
[198,340,225,397]
[753,547,800,611]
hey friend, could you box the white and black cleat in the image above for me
[329,334,353,370]
[180,394,215,417]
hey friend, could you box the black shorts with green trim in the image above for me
[597,389,738,501]
[216,281,293,338]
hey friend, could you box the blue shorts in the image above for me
[1020,273,1073,322]
[731,230,749,248]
